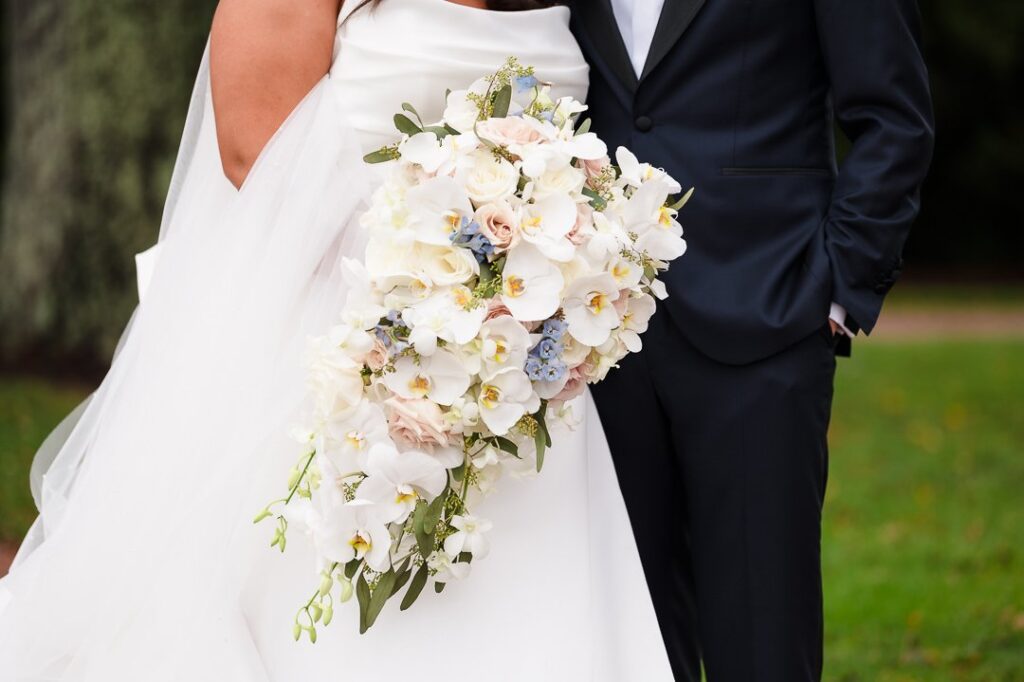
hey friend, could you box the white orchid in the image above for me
[319,401,392,475]
[615,146,682,192]
[477,316,532,379]
[619,178,687,262]
[406,175,474,246]
[563,274,622,347]
[383,350,471,406]
[477,368,540,436]
[356,442,448,523]
[519,194,577,262]
[402,286,487,356]
[500,244,564,322]
[339,258,388,330]
[443,395,480,435]
[306,335,366,421]
[283,496,392,573]
[444,515,493,560]
[426,550,472,582]
[399,131,480,177]
[619,294,657,353]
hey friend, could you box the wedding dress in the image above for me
[0,1,674,679]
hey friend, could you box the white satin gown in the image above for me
[0,1,674,679]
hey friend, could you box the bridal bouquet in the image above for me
[256,58,691,639]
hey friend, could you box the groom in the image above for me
[571,1,934,680]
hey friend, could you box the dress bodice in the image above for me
[329,0,589,152]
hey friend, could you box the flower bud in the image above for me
[338,578,354,603]
[308,626,318,644]
[310,604,323,623]
[292,623,301,641]
[253,508,272,524]
[322,604,334,626]
[318,572,334,597]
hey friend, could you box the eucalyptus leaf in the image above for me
[423,125,451,139]
[363,149,395,164]
[669,187,695,211]
[356,573,371,634]
[393,113,422,136]
[491,84,512,119]
[400,564,429,611]
[391,557,413,596]
[424,492,447,533]
[576,117,592,135]
[344,559,361,580]
[494,436,519,457]
[365,569,397,631]
[434,582,447,594]
[401,102,423,126]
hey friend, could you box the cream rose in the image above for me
[461,152,519,204]
[475,200,520,252]
[552,366,586,402]
[385,397,453,451]
[532,165,586,201]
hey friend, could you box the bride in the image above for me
[0,1,674,679]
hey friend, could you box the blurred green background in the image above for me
[0,1,1021,679]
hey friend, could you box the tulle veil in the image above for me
[0,39,376,678]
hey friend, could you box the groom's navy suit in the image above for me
[571,0,934,679]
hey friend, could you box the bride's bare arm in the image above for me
[210,0,342,188]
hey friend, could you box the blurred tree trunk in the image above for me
[0,0,216,374]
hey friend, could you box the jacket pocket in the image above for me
[721,167,833,177]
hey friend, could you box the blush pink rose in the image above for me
[553,366,586,401]
[484,299,513,321]
[581,155,611,179]
[568,203,594,246]
[476,117,545,147]
[475,201,520,252]
[365,338,390,372]
[385,397,452,450]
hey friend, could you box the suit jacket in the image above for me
[570,0,935,364]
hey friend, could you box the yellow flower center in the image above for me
[658,206,674,228]
[446,212,462,234]
[395,486,418,505]
[409,374,431,396]
[587,292,608,315]
[612,263,632,282]
[481,384,501,409]
[492,340,508,363]
[349,532,371,557]
[504,275,526,298]
[523,216,543,234]
[452,285,473,309]
[345,430,366,450]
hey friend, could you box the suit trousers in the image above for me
[592,310,837,681]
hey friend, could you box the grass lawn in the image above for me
[0,340,1022,679]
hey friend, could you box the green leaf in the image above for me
[401,102,423,126]
[344,559,361,580]
[365,569,397,632]
[394,113,422,136]
[391,557,413,596]
[581,186,608,212]
[400,564,430,611]
[363,149,395,164]
[533,400,549,472]
[424,492,447,533]
[423,125,451,139]
[493,436,519,457]
[576,117,592,135]
[444,124,461,135]
[669,187,695,211]
[491,84,512,119]
[412,501,434,557]
[451,462,466,482]
[434,581,447,594]
[356,573,371,634]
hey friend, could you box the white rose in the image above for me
[459,152,519,205]
[419,244,480,287]
[532,165,586,201]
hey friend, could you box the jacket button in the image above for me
[634,116,653,132]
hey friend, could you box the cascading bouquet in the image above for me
[255,58,691,639]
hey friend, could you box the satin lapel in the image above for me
[576,0,639,92]
[640,0,708,82]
